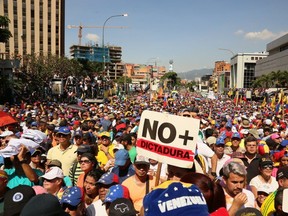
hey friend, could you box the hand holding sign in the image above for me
[136,110,200,168]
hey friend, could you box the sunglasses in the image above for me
[44,178,58,182]
[62,203,78,211]
[183,114,191,117]
[57,134,68,138]
[262,165,273,169]
[79,160,91,164]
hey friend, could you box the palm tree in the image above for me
[0,16,12,44]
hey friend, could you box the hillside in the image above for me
[177,68,213,80]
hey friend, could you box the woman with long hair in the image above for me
[180,172,226,213]
[76,153,98,189]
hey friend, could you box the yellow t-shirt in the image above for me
[260,191,276,216]
[96,144,115,168]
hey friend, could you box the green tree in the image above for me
[115,76,132,84]
[160,72,180,88]
[0,16,12,43]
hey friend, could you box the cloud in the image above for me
[237,29,288,40]
[235,30,244,35]
[244,29,276,40]
[85,33,100,42]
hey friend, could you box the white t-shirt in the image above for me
[249,175,278,194]
[225,188,255,210]
[208,154,231,176]
[86,199,108,216]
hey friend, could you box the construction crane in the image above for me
[67,24,127,46]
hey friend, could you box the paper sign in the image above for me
[136,110,200,168]
[283,188,288,213]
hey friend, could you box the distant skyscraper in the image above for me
[0,0,65,57]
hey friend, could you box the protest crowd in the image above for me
[0,89,288,216]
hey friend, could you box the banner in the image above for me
[136,110,200,168]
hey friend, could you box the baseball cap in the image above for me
[96,172,119,185]
[75,144,93,154]
[143,181,209,216]
[259,157,273,167]
[277,166,288,181]
[31,121,38,128]
[74,130,83,137]
[265,119,272,125]
[235,208,262,216]
[257,185,272,195]
[215,137,225,145]
[47,159,62,168]
[30,148,42,156]
[60,186,83,207]
[40,167,64,180]
[206,136,216,146]
[114,149,129,166]
[231,132,241,139]
[114,143,125,150]
[103,184,130,204]
[109,198,137,216]
[82,132,92,141]
[271,133,280,139]
[4,185,36,216]
[21,194,69,216]
[57,126,71,135]
[280,140,288,147]
[134,155,150,166]
[100,131,110,138]
[115,132,123,138]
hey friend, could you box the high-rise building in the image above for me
[0,0,65,57]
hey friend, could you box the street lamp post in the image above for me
[218,48,236,93]
[102,13,128,78]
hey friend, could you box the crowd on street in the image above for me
[0,89,287,216]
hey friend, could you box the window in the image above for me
[251,57,254,60]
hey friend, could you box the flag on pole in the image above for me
[234,90,239,106]
[271,95,276,110]
[261,97,267,108]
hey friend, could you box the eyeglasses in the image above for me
[74,136,82,140]
[101,137,109,140]
[62,203,78,211]
[79,160,91,164]
[262,165,273,169]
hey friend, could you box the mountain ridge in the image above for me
[177,68,213,80]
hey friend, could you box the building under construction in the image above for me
[70,44,125,80]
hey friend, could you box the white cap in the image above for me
[257,185,272,195]
[0,130,13,137]
[265,119,272,125]
[206,136,216,146]
[40,167,64,180]
[114,143,124,150]
[134,155,150,165]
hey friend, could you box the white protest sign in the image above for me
[136,110,200,168]
[283,188,288,213]
[207,91,216,100]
